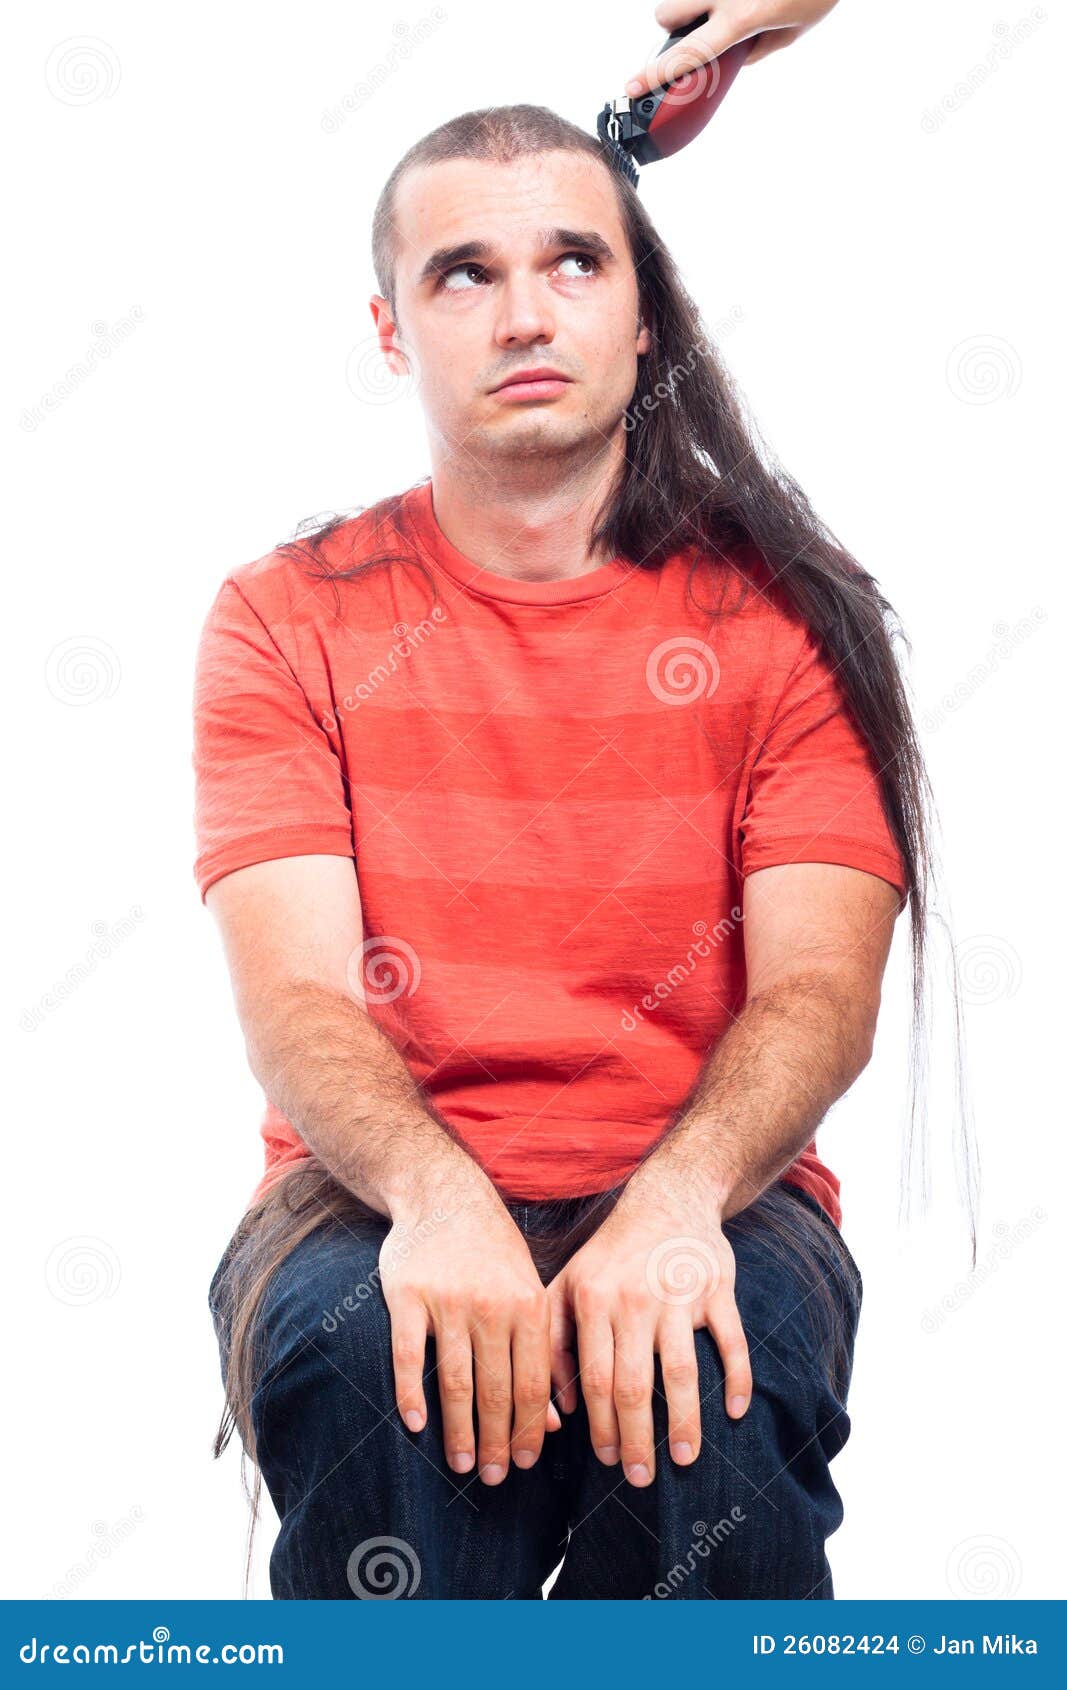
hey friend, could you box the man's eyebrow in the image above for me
[414,227,616,287]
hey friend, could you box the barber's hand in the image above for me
[379,1180,561,1485]
[623,0,840,99]
[545,1172,752,1485]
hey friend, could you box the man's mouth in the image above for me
[490,366,573,399]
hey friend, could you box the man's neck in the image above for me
[426,454,624,585]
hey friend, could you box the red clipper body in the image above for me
[597,12,752,187]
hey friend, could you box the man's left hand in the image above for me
[546,1176,753,1486]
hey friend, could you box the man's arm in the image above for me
[546,860,900,1487]
[207,852,484,1219]
[624,858,899,1222]
[206,852,560,1482]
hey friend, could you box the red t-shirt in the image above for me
[192,477,906,1228]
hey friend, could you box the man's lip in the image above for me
[490,370,572,392]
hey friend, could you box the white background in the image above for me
[5,0,1063,1600]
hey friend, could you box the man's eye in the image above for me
[558,252,600,278]
[437,252,601,291]
[439,263,485,292]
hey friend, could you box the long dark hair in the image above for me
[207,104,979,1591]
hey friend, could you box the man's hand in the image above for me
[545,1171,751,1486]
[623,0,841,100]
[378,1183,562,1485]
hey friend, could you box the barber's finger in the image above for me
[744,26,800,63]
[624,14,750,100]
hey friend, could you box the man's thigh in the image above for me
[211,1213,571,1599]
[550,1182,862,1600]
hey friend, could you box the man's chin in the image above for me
[459,415,607,462]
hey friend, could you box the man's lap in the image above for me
[208,1180,860,1598]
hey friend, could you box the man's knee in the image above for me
[686,1328,844,1532]
[251,1225,397,1454]
[643,1336,842,1598]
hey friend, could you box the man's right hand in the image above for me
[378,1183,562,1485]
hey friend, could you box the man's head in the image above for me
[369,106,651,479]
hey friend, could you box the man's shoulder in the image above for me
[690,539,811,657]
[218,484,421,619]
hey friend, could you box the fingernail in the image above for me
[625,78,643,97]
[480,1462,507,1484]
[729,1395,749,1417]
[596,1444,619,1463]
[513,1448,537,1468]
[403,1409,424,1431]
[451,1451,474,1472]
[671,1441,693,1463]
[625,1462,651,1485]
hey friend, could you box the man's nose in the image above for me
[492,273,555,346]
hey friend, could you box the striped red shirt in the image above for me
[193,477,906,1227]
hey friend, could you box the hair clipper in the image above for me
[597,11,752,188]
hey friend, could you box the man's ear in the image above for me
[368,294,409,375]
[636,306,652,357]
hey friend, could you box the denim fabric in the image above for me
[208,1179,861,1599]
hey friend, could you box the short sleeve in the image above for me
[739,628,907,901]
[192,577,354,902]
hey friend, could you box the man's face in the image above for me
[370,149,651,476]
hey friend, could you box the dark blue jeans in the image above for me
[208,1179,861,1599]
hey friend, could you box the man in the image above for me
[195,103,926,1600]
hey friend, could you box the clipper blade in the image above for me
[596,102,640,189]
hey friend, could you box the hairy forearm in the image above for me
[245,980,499,1221]
[623,970,876,1225]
